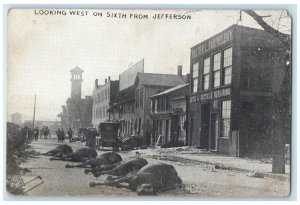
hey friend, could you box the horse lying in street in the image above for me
[42,144,73,157]
[65,152,122,169]
[89,162,182,195]
[50,147,97,162]
[89,157,148,178]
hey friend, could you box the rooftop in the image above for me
[135,72,186,87]
[150,83,189,98]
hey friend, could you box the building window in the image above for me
[203,57,210,90]
[192,62,199,93]
[223,47,232,85]
[213,52,221,88]
[221,100,231,138]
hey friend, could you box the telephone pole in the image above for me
[32,94,36,129]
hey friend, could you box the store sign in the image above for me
[200,88,231,101]
[191,29,233,60]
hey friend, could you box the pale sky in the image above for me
[6,9,291,121]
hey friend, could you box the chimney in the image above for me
[186,73,191,83]
[108,76,111,81]
[95,79,98,87]
[105,78,107,84]
[177,65,182,77]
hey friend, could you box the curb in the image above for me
[157,154,290,182]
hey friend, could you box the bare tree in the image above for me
[243,10,291,174]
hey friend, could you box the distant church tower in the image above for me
[70,66,84,99]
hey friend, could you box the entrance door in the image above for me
[210,113,218,150]
[201,104,210,149]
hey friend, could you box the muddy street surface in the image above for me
[17,138,290,197]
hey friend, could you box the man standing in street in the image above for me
[33,127,39,141]
[68,128,73,143]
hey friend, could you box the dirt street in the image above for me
[15,138,290,197]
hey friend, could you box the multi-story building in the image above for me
[150,83,189,145]
[108,85,135,138]
[108,60,144,138]
[134,66,187,140]
[188,25,285,157]
[92,77,119,128]
[58,66,93,134]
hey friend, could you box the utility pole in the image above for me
[32,94,36,129]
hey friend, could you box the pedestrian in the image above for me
[43,126,49,140]
[67,128,73,143]
[56,128,61,142]
[40,127,44,140]
[61,128,65,143]
[34,127,39,141]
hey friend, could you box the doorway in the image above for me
[201,104,210,149]
[210,113,218,150]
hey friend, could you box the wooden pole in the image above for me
[32,94,36,129]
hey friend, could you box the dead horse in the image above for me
[91,157,148,178]
[42,144,73,157]
[89,162,182,194]
[65,152,122,168]
[50,147,97,162]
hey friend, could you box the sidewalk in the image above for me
[135,147,291,182]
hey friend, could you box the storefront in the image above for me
[188,25,284,157]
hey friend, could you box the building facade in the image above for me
[108,85,135,138]
[58,66,93,134]
[134,67,187,140]
[92,77,119,128]
[188,25,285,157]
[150,83,189,145]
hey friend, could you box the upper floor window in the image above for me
[203,57,210,90]
[213,52,221,88]
[223,47,232,85]
[192,62,199,93]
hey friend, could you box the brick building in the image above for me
[188,25,285,157]
[92,77,119,128]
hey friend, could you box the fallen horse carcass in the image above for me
[89,162,182,195]
[50,147,97,162]
[65,152,122,169]
[42,144,73,157]
[91,157,148,178]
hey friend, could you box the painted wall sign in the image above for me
[200,87,231,101]
[191,29,233,60]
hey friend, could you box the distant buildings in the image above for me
[10,113,22,125]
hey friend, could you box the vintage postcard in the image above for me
[6,8,292,197]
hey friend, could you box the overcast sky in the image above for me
[7,9,291,121]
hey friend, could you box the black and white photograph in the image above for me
[4,7,293,198]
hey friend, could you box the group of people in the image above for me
[33,126,50,141]
[56,128,73,143]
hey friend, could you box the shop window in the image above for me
[221,100,231,138]
[213,52,221,88]
[203,57,210,90]
[192,62,199,93]
[223,47,232,85]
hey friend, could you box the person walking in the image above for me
[67,128,73,143]
[61,128,65,143]
[56,128,61,142]
[33,127,39,141]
